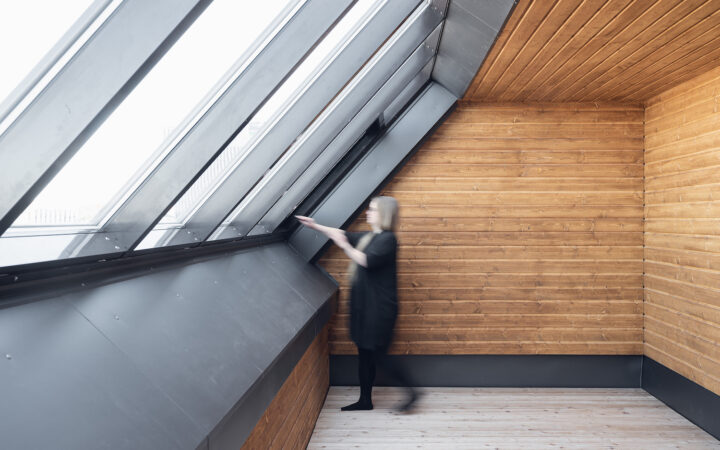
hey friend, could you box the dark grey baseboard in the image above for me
[331,354,642,387]
[642,356,720,441]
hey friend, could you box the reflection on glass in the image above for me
[0,0,94,109]
[0,232,88,267]
[9,0,296,230]
[150,0,381,242]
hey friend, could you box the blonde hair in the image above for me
[372,196,399,231]
[347,196,399,281]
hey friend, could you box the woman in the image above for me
[296,196,417,412]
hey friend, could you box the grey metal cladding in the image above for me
[455,0,515,30]
[431,0,515,98]
[432,52,478,98]
[253,244,338,309]
[382,59,434,125]
[208,297,332,449]
[220,6,443,239]
[0,298,203,450]
[66,243,323,434]
[70,0,353,257]
[249,33,439,237]
[289,82,457,261]
[0,0,209,235]
[0,242,337,449]
[439,2,497,71]
[167,0,422,246]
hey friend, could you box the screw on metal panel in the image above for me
[114,315,120,321]
[13,276,19,282]
[5,354,11,360]
[213,280,218,284]
[105,236,110,240]
[81,283,86,287]
[114,245,121,250]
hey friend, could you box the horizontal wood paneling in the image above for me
[241,328,329,450]
[644,66,720,396]
[465,0,720,103]
[320,104,643,356]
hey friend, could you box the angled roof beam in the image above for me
[289,81,457,261]
[212,7,445,240]
[162,0,424,247]
[66,0,353,258]
[0,0,213,236]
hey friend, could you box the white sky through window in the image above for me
[8,0,295,229]
[0,0,94,108]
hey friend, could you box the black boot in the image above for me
[397,387,421,413]
[340,399,373,411]
[341,385,373,411]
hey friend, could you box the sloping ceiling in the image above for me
[465,0,720,103]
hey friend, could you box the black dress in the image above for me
[346,231,398,350]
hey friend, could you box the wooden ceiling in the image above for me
[464,0,720,103]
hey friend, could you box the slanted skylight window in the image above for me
[8,0,297,230]
[138,0,381,249]
[214,0,440,240]
[0,0,298,267]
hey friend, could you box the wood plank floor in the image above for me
[309,387,719,449]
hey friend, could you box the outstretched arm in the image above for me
[295,216,367,267]
[295,215,344,241]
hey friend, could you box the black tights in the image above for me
[357,346,413,404]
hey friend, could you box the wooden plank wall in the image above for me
[320,103,645,355]
[644,66,720,396]
[241,327,329,449]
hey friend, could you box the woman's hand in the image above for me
[295,215,317,229]
[296,215,346,242]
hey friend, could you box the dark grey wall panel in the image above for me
[209,299,332,450]
[66,243,332,434]
[0,298,202,450]
[643,356,720,440]
[255,244,339,310]
[331,355,643,388]
[0,243,336,449]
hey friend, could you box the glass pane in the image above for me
[144,0,381,247]
[0,231,89,267]
[8,0,297,230]
[0,0,95,108]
